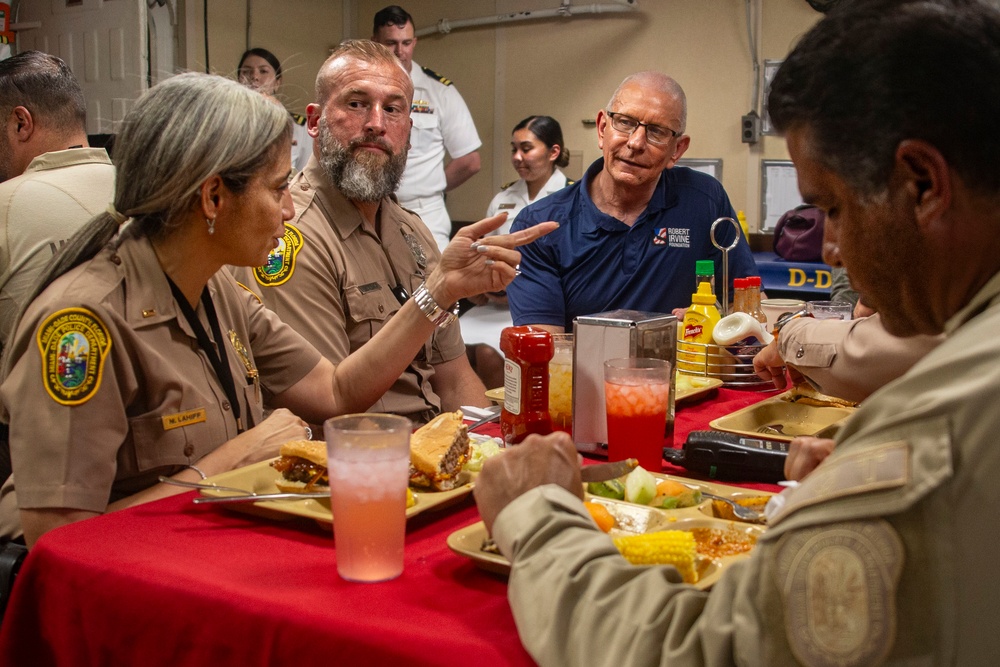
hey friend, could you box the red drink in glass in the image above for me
[604,358,671,471]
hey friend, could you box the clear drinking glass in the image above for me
[548,333,574,434]
[603,357,671,471]
[807,300,853,321]
[324,413,411,582]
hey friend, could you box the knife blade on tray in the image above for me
[579,458,638,483]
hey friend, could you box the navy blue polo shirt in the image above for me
[508,159,757,330]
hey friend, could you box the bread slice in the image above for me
[409,411,470,491]
[783,383,859,408]
[271,439,329,493]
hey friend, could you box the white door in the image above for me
[16,0,147,135]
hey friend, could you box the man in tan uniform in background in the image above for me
[0,51,116,485]
[238,40,490,424]
[474,1,1000,665]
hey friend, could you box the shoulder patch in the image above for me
[36,307,112,406]
[501,180,517,190]
[421,65,452,86]
[290,113,307,126]
[776,520,903,667]
[234,281,263,305]
[253,223,304,287]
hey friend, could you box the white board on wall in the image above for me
[760,160,803,232]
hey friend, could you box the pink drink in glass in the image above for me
[326,414,411,582]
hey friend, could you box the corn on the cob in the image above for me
[613,530,698,583]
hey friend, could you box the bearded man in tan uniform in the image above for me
[474,1,1000,665]
[236,40,491,424]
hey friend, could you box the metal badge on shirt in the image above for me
[401,231,428,270]
[254,223,304,287]
[228,329,260,403]
[654,227,691,248]
[37,307,112,406]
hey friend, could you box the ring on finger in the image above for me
[304,426,313,440]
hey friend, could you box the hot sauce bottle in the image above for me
[500,326,553,445]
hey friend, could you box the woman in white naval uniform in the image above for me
[464,116,572,386]
[237,48,313,173]
[486,116,571,236]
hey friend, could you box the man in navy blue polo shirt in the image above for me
[507,71,757,332]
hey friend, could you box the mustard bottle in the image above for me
[677,282,722,374]
[737,210,750,239]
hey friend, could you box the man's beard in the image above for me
[318,118,406,203]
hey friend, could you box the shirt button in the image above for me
[378,304,385,313]
[222,401,231,411]
[795,347,805,359]
[183,444,194,457]
[110,254,122,265]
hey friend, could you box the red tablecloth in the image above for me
[0,388,779,667]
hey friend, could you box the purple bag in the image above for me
[773,204,826,262]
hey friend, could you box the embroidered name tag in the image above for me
[358,282,382,294]
[770,440,910,525]
[162,408,207,431]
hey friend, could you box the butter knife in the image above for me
[192,491,329,504]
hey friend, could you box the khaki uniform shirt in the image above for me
[495,271,1000,666]
[0,235,319,539]
[236,156,466,422]
[0,148,116,343]
[779,313,942,403]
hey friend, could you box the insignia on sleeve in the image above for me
[776,520,904,667]
[421,66,452,86]
[253,223,304,287]
[36,307,112,406]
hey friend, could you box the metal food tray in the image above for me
[709,389,855,441]
[447,473,772,589]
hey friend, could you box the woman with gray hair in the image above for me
[0,72,551,548]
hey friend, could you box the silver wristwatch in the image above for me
[412,281,459,328]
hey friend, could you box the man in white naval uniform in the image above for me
[373,5,482,251]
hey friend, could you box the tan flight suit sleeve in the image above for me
[493,485,761,667]
[777,313,942,403]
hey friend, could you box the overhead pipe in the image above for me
[414,0,638,37]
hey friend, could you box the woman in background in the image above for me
[0,73,547,547]
[486,115,571,235]
[237,47,313,172]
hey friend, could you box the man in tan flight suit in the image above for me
[237,40,491,424]
[474,1,1000,665]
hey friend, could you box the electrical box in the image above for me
[741,112,762,144]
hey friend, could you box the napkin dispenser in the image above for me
[572,310,678,454]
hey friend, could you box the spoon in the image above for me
[701,492,764,522]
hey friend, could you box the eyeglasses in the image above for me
[605,111,679,145]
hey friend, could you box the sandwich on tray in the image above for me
[271,440,329,493]
[409,410,470,491]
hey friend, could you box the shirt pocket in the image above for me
[343,281,430,362]
[128,409,214,472]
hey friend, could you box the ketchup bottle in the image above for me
[499,326,553,445]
